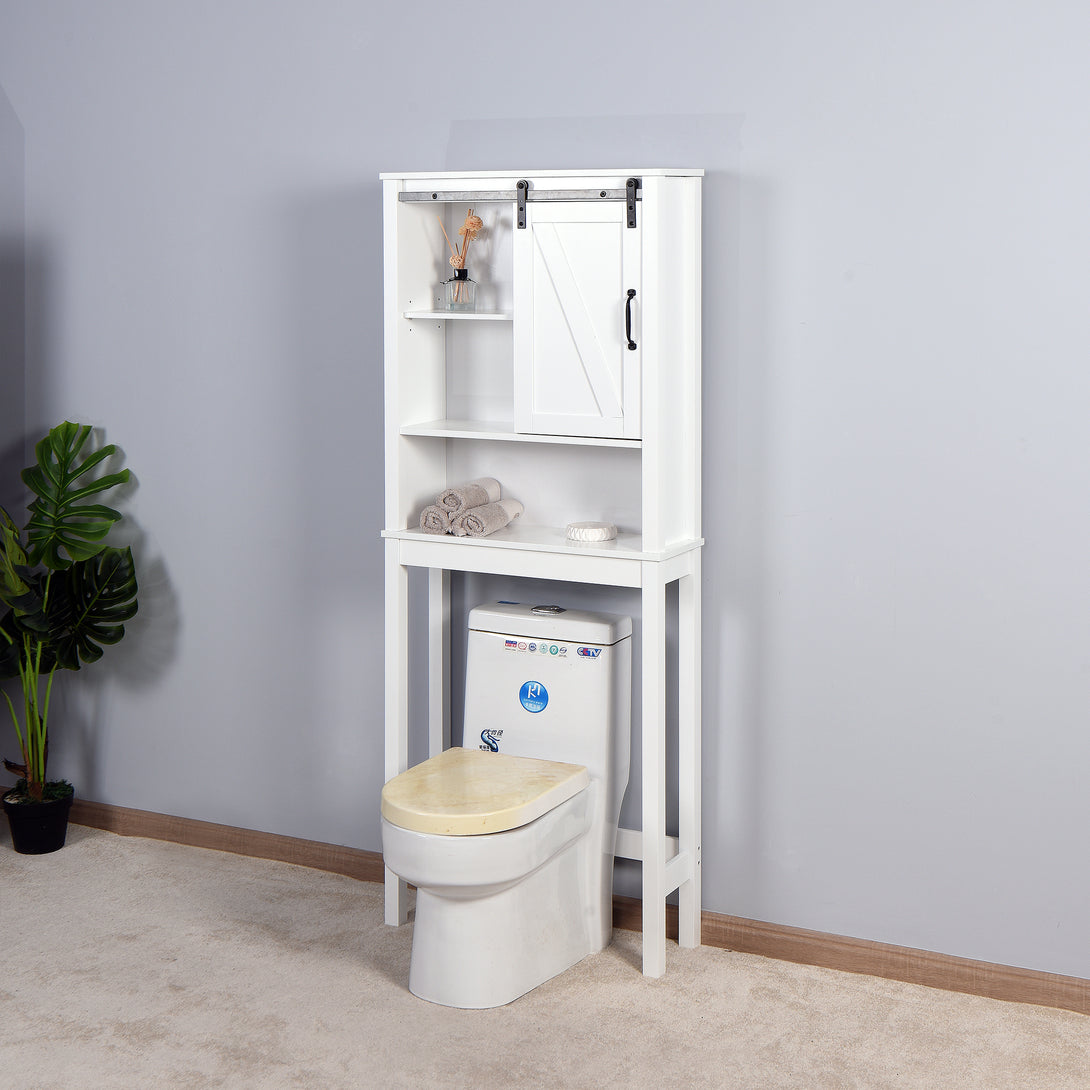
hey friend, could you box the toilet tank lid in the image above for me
[381,748,589,836]
[469,602,632,645]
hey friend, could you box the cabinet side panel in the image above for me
[383,179,402,531]
[642,176,702,549]
[385,184,447,530]
[680,177,702,542]
[640,176,664,550]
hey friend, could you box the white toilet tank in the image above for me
[465,602,632,828]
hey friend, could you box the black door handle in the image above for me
[625,289,637,351]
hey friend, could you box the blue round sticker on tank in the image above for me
[519,681,548,713]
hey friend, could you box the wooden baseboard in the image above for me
[69,795,386,884]
[611,895,1089,1016]
[68,797,1089,1016]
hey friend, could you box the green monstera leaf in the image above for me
[46,547,139,671]
[0,611,21,680]
[22,422,131,570]
[0,507,48,629]
[0,505,29,606]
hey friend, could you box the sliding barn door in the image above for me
[514,202,641,439]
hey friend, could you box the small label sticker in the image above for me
[480,729,503,752]
[505,639,518,650]
[519,681,549,713]
[577,647,602,658]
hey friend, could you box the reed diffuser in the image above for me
[438,208,484,311]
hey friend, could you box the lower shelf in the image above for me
[383,526,703,586]
[383,525,701,561]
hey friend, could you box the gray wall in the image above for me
[2,2,1089,979]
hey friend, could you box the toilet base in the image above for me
[408,833,607,1009]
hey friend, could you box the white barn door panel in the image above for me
[514,202,641,439]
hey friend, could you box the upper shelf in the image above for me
[403,310,513,321]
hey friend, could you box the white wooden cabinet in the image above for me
[381,169,703,978]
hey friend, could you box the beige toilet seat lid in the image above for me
[381,747,589,836]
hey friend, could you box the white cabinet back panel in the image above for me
[444,321,514,424]
[446,440,642,535]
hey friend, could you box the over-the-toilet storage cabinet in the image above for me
[381,169,702,977]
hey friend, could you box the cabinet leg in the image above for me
[384,543,409,926]
[641,571,667,977]
[428,568,450,758]
[678,555,702,947]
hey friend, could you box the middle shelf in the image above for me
[399,419,642,448]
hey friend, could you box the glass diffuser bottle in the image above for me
[445,267,477,312]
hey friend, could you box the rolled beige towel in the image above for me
[419,504,452,534]
[451,498,524,538]
[437,477,501,515]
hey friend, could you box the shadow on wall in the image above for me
[279,180,385,596]
[0,83,185,801]
[0,82,26,512]
[0,424,24,519]
[422,114,773,910]
[104,458,183,693]
[261,179,390,836]
[57,535,183,801]
[0,81,25,775]
[0,251,25,512]
[0,430,23,781]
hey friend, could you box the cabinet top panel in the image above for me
[380,168,704,180]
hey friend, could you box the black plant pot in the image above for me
[2,790,74,854]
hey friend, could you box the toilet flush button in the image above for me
[531,605,566,615]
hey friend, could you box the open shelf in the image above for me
[400,419,642,448]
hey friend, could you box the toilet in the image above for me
[381,601,632,1008]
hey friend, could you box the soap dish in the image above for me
[565,522,617,543]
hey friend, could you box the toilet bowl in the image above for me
[381,603,632,1009]
[381,747,603,1008]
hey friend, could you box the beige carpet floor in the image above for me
[1,824,1088,1089]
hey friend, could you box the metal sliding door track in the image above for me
[397,188,639,203]
[399,178,642,228]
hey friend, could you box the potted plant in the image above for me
[0,422,138,853]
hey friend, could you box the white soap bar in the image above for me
[565,522,617,542]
